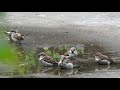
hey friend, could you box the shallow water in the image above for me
[1,12,120,78]
[34,44,120,78]
[1,42,120,78]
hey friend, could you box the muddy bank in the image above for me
[5,12,120,54]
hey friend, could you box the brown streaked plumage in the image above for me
[4,30,29,44]
[42,56,58,64]
[95,52,113,65]
[38,52,58,67]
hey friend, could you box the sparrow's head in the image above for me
[94,52,102,56]
[69,47,78,55]
[38,52,46,57]
[10,30,17,33]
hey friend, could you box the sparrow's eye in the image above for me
[96,54,98,56]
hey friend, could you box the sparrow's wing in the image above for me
[43,56,57,64]
[16,33,24,40]
[13,34,19,39]
[101,55,113,62]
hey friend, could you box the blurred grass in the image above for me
[0,12,41,75]
[0,12,85,76]
[0,12,19,66]
[14,48,41,75]
[44,46,84,62]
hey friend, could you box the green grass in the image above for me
[0,40,20,65]
[0,12,23,75]
[14,48,41,75]
[0,12,42,76]
[43,46,85,62]
[0,12,19,66]
[0,12,85,76]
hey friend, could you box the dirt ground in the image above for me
[5,12,120,53]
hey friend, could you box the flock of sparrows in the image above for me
[3,30,114,69]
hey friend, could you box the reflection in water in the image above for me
[1,38,120,77]
[1,12,120,77]
[94,65,111,71]
[58,69,78,76]
[41,67,58,74]
[40,67,79,76]
[36,44,120,77]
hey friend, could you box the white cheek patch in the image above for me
[39,56,44,61]
[95,56,100,61]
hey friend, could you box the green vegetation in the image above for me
[44,46,84,62]
[14,48,40,75]
[0,12,19,66]
[0,13,40,76]
[0,40,19,65]
[0,13,19,76]
[0,12,85,76]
